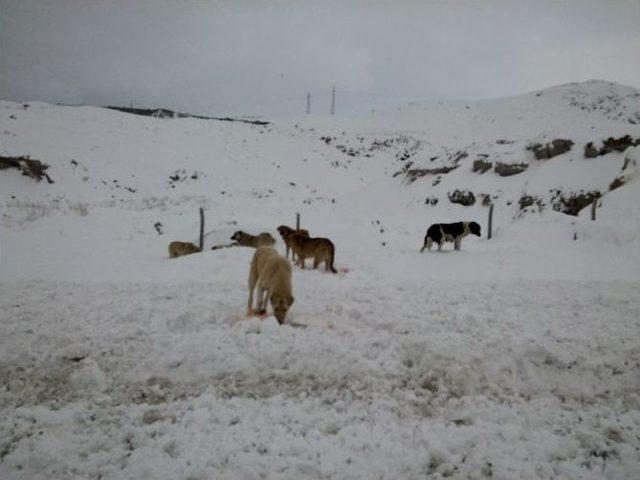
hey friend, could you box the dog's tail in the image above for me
[420,235,428,253]
[329,244,338,273]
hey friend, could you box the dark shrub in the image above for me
[519,194,544,210]
[0,155,53,183]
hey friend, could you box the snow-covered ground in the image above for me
[1,80,639,479]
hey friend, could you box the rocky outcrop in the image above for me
[585,135,640,158]
[448,189,476,206]
[527,139,574,160]
[473,158,492,174]
[551,190,601,216]
[494,162,528,177]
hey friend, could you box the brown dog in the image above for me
[276,225,309,261]
[247,247,295,324]
[231,230,276,248]
[289,233,337,273]
[168,241,201,258]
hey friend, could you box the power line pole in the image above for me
[330,85,335,115]
[305,92,311,114]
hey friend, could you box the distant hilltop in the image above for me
[105,105,270,125]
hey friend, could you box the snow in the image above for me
[1,80,640,479]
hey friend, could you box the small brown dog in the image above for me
[276,225,309,260]
[247,247,294,324]
[231,230,276,248]
[168,241,201,258]
[289,233,337,273]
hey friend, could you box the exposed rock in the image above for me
[527,139,574,160]
[551,190,601,216]
[473,158,492,174]
[584,135,640,158]
[494,162,528,177]
[601,135,638,154]
[609,176,626,191]
[448,189,475,206]
[584,142,599,158]
[405,165,459,183]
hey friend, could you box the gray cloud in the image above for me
[1,0,639,116]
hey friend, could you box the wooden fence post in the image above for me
[591,199,597,221]
[296,213,300,230]
[199,207,205,251]
[487,203,494,239]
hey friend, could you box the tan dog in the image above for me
[289,233,337,273]
[276,225,310,260]
[168,241,201,258]
[231,230,276,248]
[247,247,295,324]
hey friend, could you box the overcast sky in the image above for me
[1,0,639,116]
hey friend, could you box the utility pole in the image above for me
[487,203,494,239]
[305,93,311,114]
[330,85,335,115]
[199,207,205,251]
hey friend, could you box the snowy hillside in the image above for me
[1,80,639,479]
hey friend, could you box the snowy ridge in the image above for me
[1,81,640,479]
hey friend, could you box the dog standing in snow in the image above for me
[247,246,295,324]
[420,221,481,252]
[276,225,309,261]
[289,233,338,273]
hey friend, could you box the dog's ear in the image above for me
[288,295,295,306]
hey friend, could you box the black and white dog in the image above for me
[420,221,481,252]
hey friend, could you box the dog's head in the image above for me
[270,293,294,324]
[277,225,294,237]
[468,221,481,236]
[230,230,244,241]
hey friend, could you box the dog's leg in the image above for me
[313,256,320,269]
[262,288,270,314]
[438,242,442,251]
[264,288,272,315]
[248,269,258,313]
[257,286,267,314]
[454,238,460,251]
